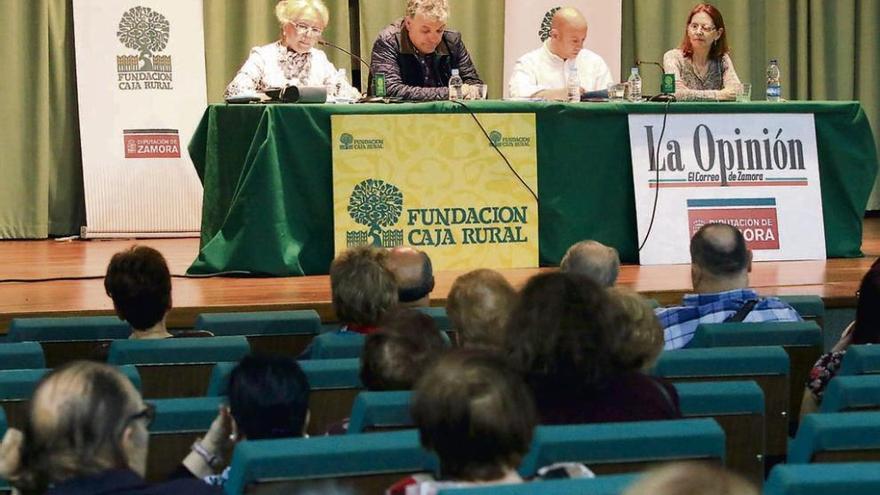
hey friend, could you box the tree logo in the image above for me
[489,130,503,146]
[116,6,173,90]
[340,133,354,150]
[539,7,562,42]
[346,179,404,248]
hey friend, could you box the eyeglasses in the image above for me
[291,21,323,37]
[125,402,156,429]
[688,22,717,33]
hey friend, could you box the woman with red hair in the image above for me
[662,3,741,101]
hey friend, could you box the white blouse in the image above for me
[225,41,361,100]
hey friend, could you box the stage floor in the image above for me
[0,219,878,332]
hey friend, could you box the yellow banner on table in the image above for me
[331,113,538,270]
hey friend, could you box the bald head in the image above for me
[560,240,620,287]
[548,7,588,60]
[690,223,752,292]
[385,247,434,307]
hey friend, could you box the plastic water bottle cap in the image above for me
[451,69,459,76]
[631,67,639,74]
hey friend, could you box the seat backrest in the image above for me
[776,295,825,323]
[307,331,366,359]
[0,405,7,436]
[224,429,436,495]
[207,358,362,436]
[146,396,224,482]
[789,411,880,463]
[348,390,413,434]
[652,346,789,457]
[107,336,250,398]
[688,321,821,431]
[674,380,765,485]
[764,461,880,495]
[518,418,725,477]
[0,342,45,370]
[435,474,641,495]
[839,345,880,376]
[820,375,880,413]
[7,316,131,367]
[414,307,451,331]
[195,310,321,356]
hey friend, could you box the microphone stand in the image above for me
[318,39,372,96]
[636,59,676,102]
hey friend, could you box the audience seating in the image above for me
[208,358,362,436]
[305,331,366,359]
[415,306,451,331]
[0,365,141,430]
[674,380,765,485]
[194,310,321,357]
[435,474,641,495]
[223,429,437,495]
[839,345,880,376]
[789,411,880,463]
[107,336,250,398]
[687,321,821,430]
[764,462,880,495]
[777,295,825,327]
[0,342,45,370]
[146,396,224,482]
[651,346,789,456]
[347,390,412,434]
[820,375,880,413]
[518,418,725,477]
[0,407,6,493]
[6,316,130,367]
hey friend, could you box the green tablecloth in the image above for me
[187,101,878,276]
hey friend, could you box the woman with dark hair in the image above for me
[662,3,741,101]
[0,361,221,495]
[505,272,681,425]
[105,245,173,339]
[801,261,880,417]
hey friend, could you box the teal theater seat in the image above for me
[347,390,413,434]
[652,346,789,457]
[0,342,45,370]
[195,310,321,356]
[415,306,451,330]
[7,316,130,367]
[820,375,880,412]
[764,462,880,495]
[223,429,436,495]
[108,336,250,398]
[306,331,366,359]
[839,345,880,376]
[207,358,361,436]
[789,411,880,463]
[436,474,641,495]
[518,418,725,477]
[777,295,825,325]
[146,396,225,482]
[674,380,765,484]
[688,321,821,439]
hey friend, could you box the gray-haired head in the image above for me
[559,240,620,287]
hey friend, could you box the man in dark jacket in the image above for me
[369,0,482,100]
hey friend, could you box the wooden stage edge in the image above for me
[0,218,879,333]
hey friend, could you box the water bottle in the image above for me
[627,67,642,102]
[334,68,350,103]
[766,59,782,102]
[567,64,580,102]
[448,68,463,101]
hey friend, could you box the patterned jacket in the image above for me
[369,18,482,100]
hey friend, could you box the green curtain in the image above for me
[0,0,877,239]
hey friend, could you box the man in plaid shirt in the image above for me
[656,223,802,350]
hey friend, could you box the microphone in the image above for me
[318,39,371,95]
[636,59,676,102]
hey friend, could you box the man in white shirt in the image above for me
[508,7,614,100]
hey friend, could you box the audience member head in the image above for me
[609,287,664,371]
[548,7,588,61]
[505,272,625,406]
[360,308,447,390]
[678,3,729,60]
[7,362,152,491]
[560,240,621,287]
[104,245,172,333]
[330,246,398,328]
[404,0,449,55]
[447,269,517,350]
[275,0,330,54]
[228,353,310,440]
[624,462,758,495]
[384,247,434,307]
[412,350,536,482]
[689,223,751,293]
[851,258,880,345]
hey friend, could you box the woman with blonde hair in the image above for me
[225,0,361,101]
